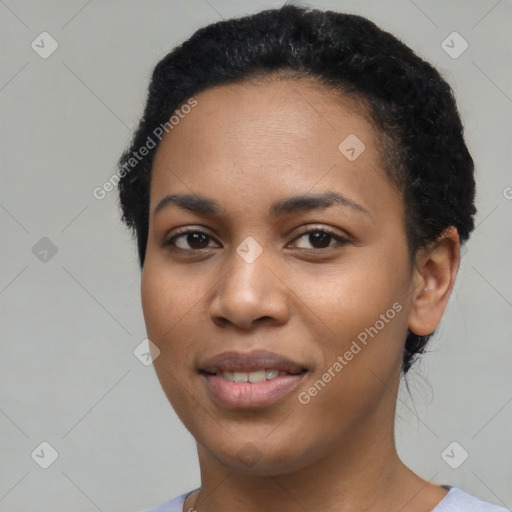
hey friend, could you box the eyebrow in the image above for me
[154,192,371,218]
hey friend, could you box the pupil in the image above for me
[309,232,330,248]
[188,233,209,249]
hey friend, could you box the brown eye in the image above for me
[164,230,218,250]
[291,228,349,250]
[306,232,332,249]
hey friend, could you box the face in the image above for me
[141,78,416,475]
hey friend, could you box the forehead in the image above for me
[152,78,384,178]
[149,78,398,223]
[173,78,373,140]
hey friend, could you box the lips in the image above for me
[200,349,307,375]
[199,350,308,409]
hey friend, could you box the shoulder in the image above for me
[138,492,189,512]
[433,487,510,512]
[136,487,511,512]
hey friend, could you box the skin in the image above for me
[141,78,460,512]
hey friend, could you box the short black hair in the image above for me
[117,4,476,375]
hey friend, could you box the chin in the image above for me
[198,432,322,476]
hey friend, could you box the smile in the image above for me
[199,350,308,409]
[214,369,292,382]
[201,372,307,409]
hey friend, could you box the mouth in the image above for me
[199,350,309,409]
[203,368,304,383]
[200,349,308,375]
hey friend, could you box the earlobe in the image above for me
[408,227,460,336]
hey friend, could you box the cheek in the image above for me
[298,254,407,332]
[141,258,200,339]
[141,265,168,339]
[140,262,203,417]
[292,275,407,432]
[140,266,194,396]
[292,254,409,383]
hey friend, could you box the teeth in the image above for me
[265,369,279,379]
[233,372,248,383]
[217,369,282,382]
[248,370,266,383]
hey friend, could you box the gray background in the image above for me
[1,0,511,511]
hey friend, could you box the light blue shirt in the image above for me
[140,486,510,512]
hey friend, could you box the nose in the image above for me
[208,245,290,330]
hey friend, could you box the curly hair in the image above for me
[117,4,476,375]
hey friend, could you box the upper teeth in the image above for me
[218,369,281,383]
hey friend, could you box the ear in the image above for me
[408,226,460,336]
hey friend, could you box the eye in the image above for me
[164,229,219,250]
[290,226,350,250]
[163,226,350,252]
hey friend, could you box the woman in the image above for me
[117,5,508,512]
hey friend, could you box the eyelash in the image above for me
[163,225,350,252]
